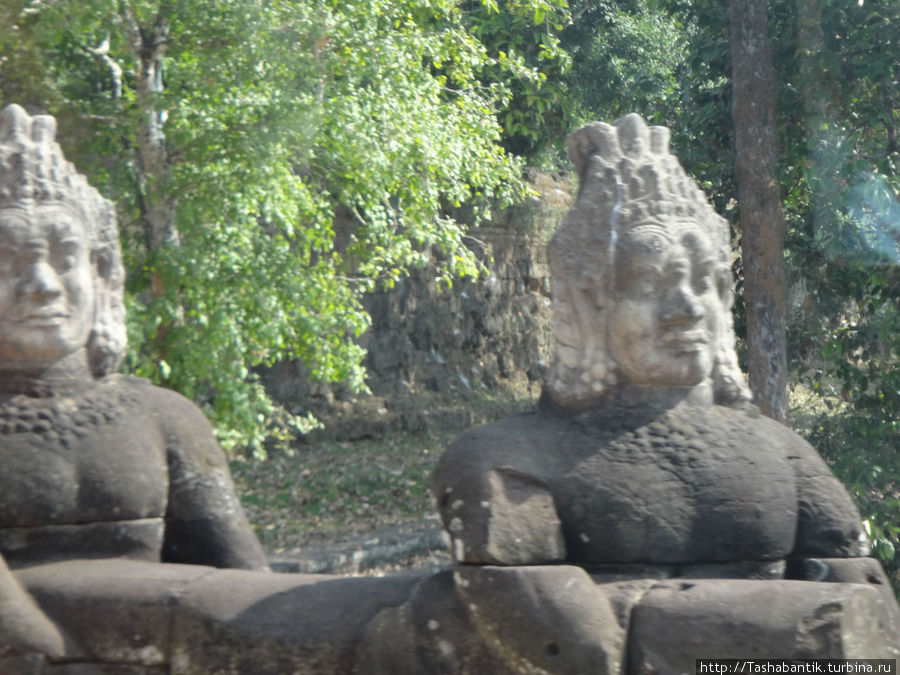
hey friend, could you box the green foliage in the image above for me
[464,0,573,157]
[770,0,899,587]
[803,404,899,592]
[563,0,692,124]
[1,0,540,454]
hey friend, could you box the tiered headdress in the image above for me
[545,113,749,408]
[0,104,126,377]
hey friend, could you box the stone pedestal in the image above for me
[5,560,896,674]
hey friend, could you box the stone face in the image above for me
[430,113,898,670]
[0,103,267,574]
[433,114,871,575]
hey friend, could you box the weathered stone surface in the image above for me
[443,467,565,566]
[630,579,899,673]
[435,403,864,565]
[15,559,429,674]
[0,557,64,659]
[46,667,166,674]
[170,568,422,674]
[360,565,626,675]
[0,374,268,571]
[454,565,625,675]
[16,560,212,666]
[793,556,900,640]
[10,557,900,675]
[358,570,507,675]
[678,559,786,579]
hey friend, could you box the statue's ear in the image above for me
[717,266,734,310]
[86,239,127,378]
[91,247,113,283]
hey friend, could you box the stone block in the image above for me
[16,560,212,666]
[170,568,422,674]
[799,557,900,641]
[630,579,898,674]
[454,565,625,675]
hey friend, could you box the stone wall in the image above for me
[262,170,572,439]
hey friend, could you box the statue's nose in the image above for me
[662,280,705,324]
[20,260,63,301]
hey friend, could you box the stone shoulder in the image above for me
[103,375,224,468]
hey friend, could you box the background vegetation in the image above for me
[1,0,896,588]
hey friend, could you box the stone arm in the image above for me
[780,426,867,560]
[147,386,270,571]
[779,431,900,628]
[0,554,66,661]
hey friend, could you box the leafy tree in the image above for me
[562,0,693,126]
[463,0,573,157]
[770,0,899,580]
[0,0,535,453]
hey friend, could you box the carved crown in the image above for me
[566,113,728,244]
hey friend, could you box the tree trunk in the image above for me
[122,1,179,300]
[728,0,789,421]
[797,0,838,240]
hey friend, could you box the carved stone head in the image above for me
[546,114,750,409]
[0,104,125,377]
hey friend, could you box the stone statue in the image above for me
[429,114,899,665]
[0,103,267,660]
[434,114,871,569]
[1,106,895,673]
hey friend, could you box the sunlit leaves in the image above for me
[4,0,531,454]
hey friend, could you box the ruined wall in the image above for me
[263,171,572,438]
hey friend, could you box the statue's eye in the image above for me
[54,240,81,270]
[692,271,710,294]
[691,260,717,295]
[629,263,662,297]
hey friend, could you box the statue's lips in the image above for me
[17,311,69,325]
[661,331,708,349]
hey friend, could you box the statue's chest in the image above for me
[0,392,168,528]
[552,408,799,563]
